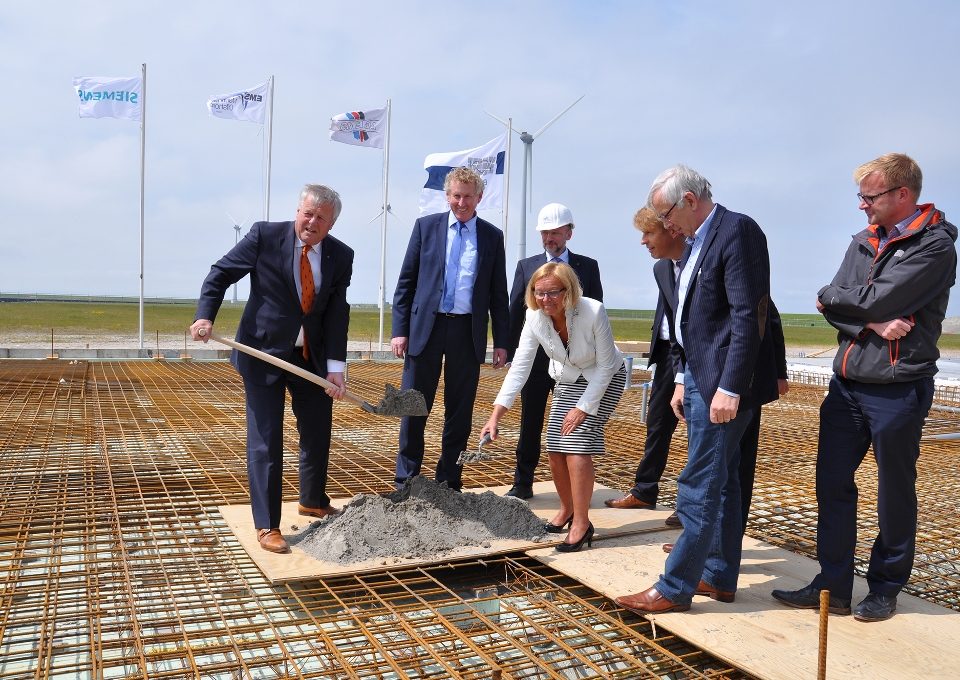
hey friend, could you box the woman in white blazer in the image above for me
[481,262,626,551]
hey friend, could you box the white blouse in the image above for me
[494,297,623,415]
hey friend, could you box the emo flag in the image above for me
[419,133,506,215]
[206,81,269,124]
[329,107,386,148]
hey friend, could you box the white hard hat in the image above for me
[536,203,574,231]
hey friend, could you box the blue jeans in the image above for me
[655,370,754,603]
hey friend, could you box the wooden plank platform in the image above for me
[527,532,960,679]
[218,481,672,582]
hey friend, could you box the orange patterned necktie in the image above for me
[300,245,315,360]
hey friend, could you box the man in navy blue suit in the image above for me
[192,184,353,555]
[391,167,510,491]
[504,202,603,500]
[615,165,779,613]
[605,207,684,510]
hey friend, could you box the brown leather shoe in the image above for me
[604,493,655,509]
[298,504,340,519]
[257,528,290,554]
[662,543,674,553]
[615,586,690,614]
[696,580,735,603]
[664,511,681,527]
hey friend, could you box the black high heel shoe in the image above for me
[544,515,574,534]
[556,522,594,552]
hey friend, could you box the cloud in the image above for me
[2,0,959,317]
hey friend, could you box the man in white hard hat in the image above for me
[503,202,604,499]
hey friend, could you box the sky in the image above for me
[2,1,959,316]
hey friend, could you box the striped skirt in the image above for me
[545,362,626,455]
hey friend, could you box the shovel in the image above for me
[203,331,428,417]
[457,432,495,466]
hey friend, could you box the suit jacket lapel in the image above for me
[653,258,673,299]
[439,212,453,281]
[680,205,726,310]
[317,237,337,301]
[474,216,489,266]
[696,205,726,271]
[281,222,300,304]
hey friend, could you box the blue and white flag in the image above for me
[73,76,142,121]
[329,106,386,148]
[207,81,269,124]
[419,133,507,215]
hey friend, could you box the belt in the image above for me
[437,312,471,318]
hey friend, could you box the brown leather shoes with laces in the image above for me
[615,586,690,614]
[604,493,654,509]
[696,580,735,603]
[257,528,290,554]
[298,504,341,519]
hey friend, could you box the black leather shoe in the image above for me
[505,485,533,500]
[544,515,574,533]
[556,523,594,552]
[854,593,897,622]
[771,584,851,615]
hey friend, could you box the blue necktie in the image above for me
[441,222,466,312]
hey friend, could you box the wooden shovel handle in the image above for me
[206,332,367,409]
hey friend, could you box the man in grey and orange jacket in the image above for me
[773,153,957,623]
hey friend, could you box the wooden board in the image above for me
[528,532,960,679]
[218,481,674,582]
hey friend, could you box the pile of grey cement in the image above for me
[291,476,547,565]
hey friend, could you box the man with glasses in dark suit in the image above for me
[613,165,779,613]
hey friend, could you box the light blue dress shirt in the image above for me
[440,212,479,314]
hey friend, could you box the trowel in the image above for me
[457,432,495,465]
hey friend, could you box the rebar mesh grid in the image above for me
[1,358,959,677]
[0,360,750,679]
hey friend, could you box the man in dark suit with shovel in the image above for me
[191,183,352,555]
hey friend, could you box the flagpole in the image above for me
[502,118,512,258]
[263,75,274,220]
[138,62,146,349]
[378,99,392,349]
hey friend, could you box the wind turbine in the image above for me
[226,212,246,303]
[364,202,399,348]
[490,95,584,260]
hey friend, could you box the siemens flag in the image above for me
[73,76,142,121]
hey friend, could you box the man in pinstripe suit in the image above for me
[615,165,779,613]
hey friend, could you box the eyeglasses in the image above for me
[857,187,901,206]
[534,288,566,300]
[656,201,680,223]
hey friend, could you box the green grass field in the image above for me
[3,300,959,349]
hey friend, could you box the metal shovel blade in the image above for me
[360,383,429,417]
[457,432,494,466]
